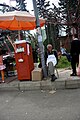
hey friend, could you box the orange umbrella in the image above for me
[0,11,45,30]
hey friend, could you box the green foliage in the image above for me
[0,3,9,13]
[59,0,78,22]
[56,56,71,68]
[37,0,61,49]
[5,40,14,52]
[16,0,28,11]
[58,0,79,36]
[37,0,50,18]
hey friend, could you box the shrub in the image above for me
[56,56,71,68]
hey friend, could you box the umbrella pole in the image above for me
[18,30,21,40]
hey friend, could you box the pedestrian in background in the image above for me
[60,44,71,62]
[70,34,80,76]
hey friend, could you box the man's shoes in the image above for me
[51,75,57,82]
[70,73,77,76]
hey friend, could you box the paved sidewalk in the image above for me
[0,68,80,91]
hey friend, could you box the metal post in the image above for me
[32,0,47,78]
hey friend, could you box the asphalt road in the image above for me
[0,89,80,120]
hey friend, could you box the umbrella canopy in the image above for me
[0,11,45,30]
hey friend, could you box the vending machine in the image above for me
[14,40,34,80]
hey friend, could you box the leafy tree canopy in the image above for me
[16,0,28,11]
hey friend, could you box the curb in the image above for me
[0,77,80,91]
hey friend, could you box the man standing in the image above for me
[70,34,80,76]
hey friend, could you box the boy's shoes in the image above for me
[70,73,77,76]
[51,75,57,82]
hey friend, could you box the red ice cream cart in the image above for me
[14,40,34,81]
